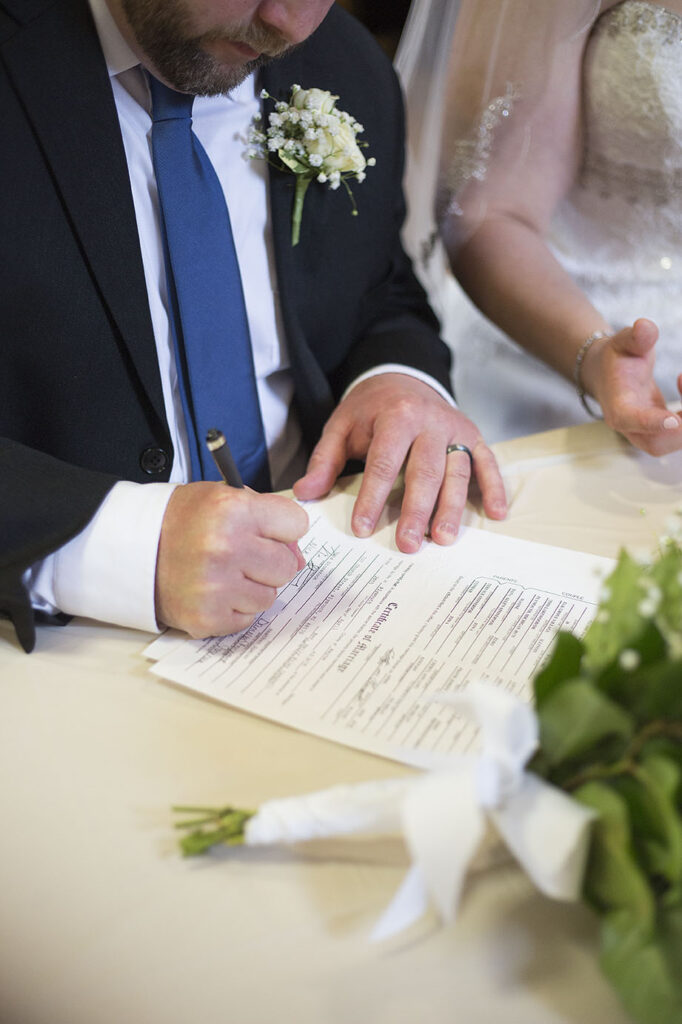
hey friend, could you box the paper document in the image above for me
[150,492,613,766]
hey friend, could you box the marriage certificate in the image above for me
[149,492,613,766]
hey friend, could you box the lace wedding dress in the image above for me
[398,1,682,442]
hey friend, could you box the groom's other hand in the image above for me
[293,373,507,552]
[155,483,308,637]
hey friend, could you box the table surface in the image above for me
[2,422,681,1024]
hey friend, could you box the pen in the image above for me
[205,428,243,488]
[207,428,305,570]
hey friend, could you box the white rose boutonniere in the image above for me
[246,84,376,246]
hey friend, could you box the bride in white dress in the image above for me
[397,0,682,451]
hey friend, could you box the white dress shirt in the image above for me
[26,0,454,634]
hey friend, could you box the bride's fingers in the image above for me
[610,318,659,357]
[609,401,680,436]
[626,424,682,456]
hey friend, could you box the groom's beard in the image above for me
[122,0,293,95]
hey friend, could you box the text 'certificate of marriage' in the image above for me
[150,493,614,766]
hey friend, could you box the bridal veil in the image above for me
[395,0,601,305]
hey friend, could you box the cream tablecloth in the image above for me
[2,422,681,1024]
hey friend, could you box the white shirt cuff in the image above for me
[26,480,177,634]
[341,364,457,407]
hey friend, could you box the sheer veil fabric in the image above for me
[396,1,682,442]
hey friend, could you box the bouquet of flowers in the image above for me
[175,526,682,1024]
[246,84,375,245]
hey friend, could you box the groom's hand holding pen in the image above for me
[152,430,309,640]
[206,428,307,568]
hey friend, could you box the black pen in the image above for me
[205,428,243,488]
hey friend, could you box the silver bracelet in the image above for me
[574,330,610,419]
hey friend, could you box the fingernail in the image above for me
[436,522,457,539]
[400,528,422,548]
[663,416,679,430]
[353,516,373,537]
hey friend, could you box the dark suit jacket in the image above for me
[0,0,452,651]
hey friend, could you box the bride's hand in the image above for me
[584,318,682,455]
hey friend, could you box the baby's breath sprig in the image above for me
[245,84,376,245]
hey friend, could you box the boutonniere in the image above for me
[246,84,376,246]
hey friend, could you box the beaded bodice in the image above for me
[550,1,682,354]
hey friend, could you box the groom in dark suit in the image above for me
[0,0,506,652]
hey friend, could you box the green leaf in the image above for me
[595,619,667,693]
[574,781,655,924]
[650,544,682,651]
[533,630,584,707]
[278,152,311,175]
[660,897,682,967]
[640,738,682,780]
[583,552,649,672]
[599,906,682,1024]
[612,759,682,885]
[640,754,681,808]
[599,656,682,727]
[538,681,635,767]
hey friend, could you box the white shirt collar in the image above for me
[87,0,139,77]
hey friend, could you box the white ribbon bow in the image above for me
[244,682,595,941]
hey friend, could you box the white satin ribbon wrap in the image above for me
[244,683,595,940]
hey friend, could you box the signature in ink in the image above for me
[293,543,340,588]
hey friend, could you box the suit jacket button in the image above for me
[140,446,169,475]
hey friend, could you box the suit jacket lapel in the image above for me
[1,0,166,429]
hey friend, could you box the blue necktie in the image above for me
[148,75,270,490]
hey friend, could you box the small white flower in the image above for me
[260,88,269,99]
[269,112,283,127]
[309,153,323,167]
[367,157,377,166]
[638,598,657,618]
[619,649,641,671]
[664,515,682,537]
[317,172,328,183]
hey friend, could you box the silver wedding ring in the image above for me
[446,443,474,472]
